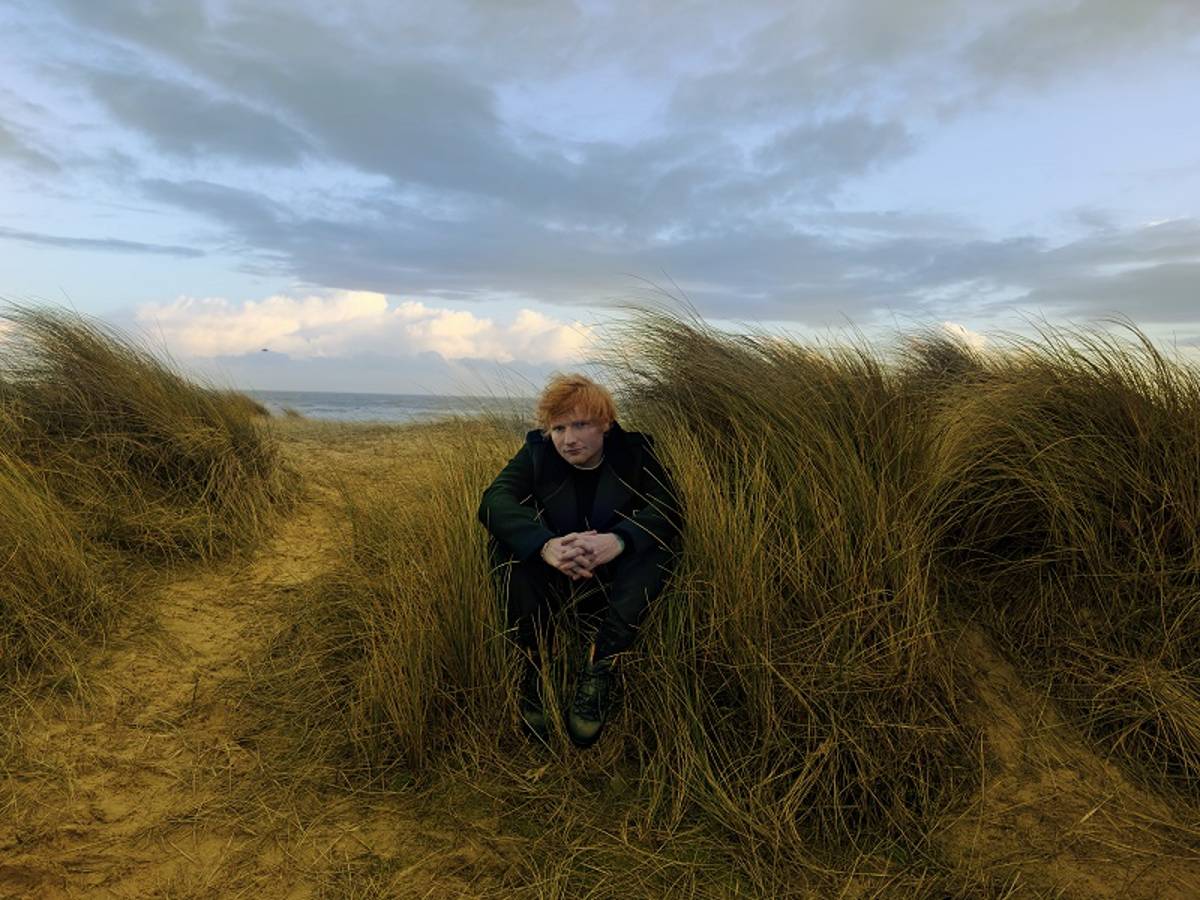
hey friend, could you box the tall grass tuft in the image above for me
[239,313,1200,887]
[239,419,518,778]
[616,314,974,854]
[1,306,294,560]
[0,305,293,688]
[240,314,977,866]
[922,323,1200,798]
[0,421,116,680]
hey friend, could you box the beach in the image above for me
[4,416,1200,898]
[6,307,1200,897]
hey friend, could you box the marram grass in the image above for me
[237,313,1200,888]
[1,305,295,560]
[923,323,1200,800]
[0,434,116,680]
[0,305,293,686]
[617,316,973,855]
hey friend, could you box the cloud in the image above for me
[966,219,1200,323]
[962,1,1200,91]
[0,119,58,172]
[135,291,593,363]
[85,70,309,164]
[26,0,935,228]
[130,170,1200,328]
[6,0,1198,335]
[941,321,987,350]
[0,226,204,258]
[754,117,914,189]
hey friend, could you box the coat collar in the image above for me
[527,421,641,531]
[529,420,638,483]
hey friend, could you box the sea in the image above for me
[246,389,533,424]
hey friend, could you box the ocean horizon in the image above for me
[246,389,533,424]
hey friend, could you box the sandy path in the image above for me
[10,421,1200,898]
[0,427,511,899]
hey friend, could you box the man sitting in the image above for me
[478,373,679,747]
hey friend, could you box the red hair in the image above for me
[535,373,617,432]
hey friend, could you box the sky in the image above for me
[1,0,1198,393]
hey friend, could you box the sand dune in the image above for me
[4,420,1200,897]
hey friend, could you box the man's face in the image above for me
[548,408,609,468]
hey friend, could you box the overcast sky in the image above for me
[1,0,1198,392]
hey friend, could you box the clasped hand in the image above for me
[541,530,623,580]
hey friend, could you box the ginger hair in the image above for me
[535,373,617,432]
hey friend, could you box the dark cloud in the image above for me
[754,117,915,198]
[131,157,1200,327]
[38,0,916,221]
[963,1,1200,89]
[142,179,285,234]
[669,1,1200,127]
[1024,261,1200,323]
[0,120,59,172]
[0,225,204,258]
[86,71,309,164]
[7,0,1197,330]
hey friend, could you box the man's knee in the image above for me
[609,541,676,596]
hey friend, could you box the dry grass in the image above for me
[922,322,1200,801]
[233,318,980,890]
[616,315,973,857]
[0,304,294,691]
[234,418,519,780]
[1,305,295,560]
[0,437,117,682]
[90,310,1200,894]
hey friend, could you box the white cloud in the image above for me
[136,291,593,364]
[941,320,987,351]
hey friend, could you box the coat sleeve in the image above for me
[611,439,681,556]
[478,443,557,562]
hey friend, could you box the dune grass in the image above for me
[921,324,1200,801]
[0,431,117,682]
[0,305,294,687]
[231,312,1200,892]
[236,418,518,780]
[614,316,975,856]
[235,319,978,889]
[1,306,294,560]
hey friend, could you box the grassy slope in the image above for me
[4,414,1199,897]
[0,306,294,689]
[7,302,1200,895]
[233,417,1200,898]
[231,317,1200,895]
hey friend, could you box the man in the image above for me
[478,373,679,747]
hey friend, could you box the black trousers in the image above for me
[490,540,675,660]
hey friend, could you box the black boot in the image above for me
[518,655,549,741]
[567,654,615,748]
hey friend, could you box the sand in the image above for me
[3,419,1200,898]
[0,423,514,898]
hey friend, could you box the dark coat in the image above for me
[478,421,680,562]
